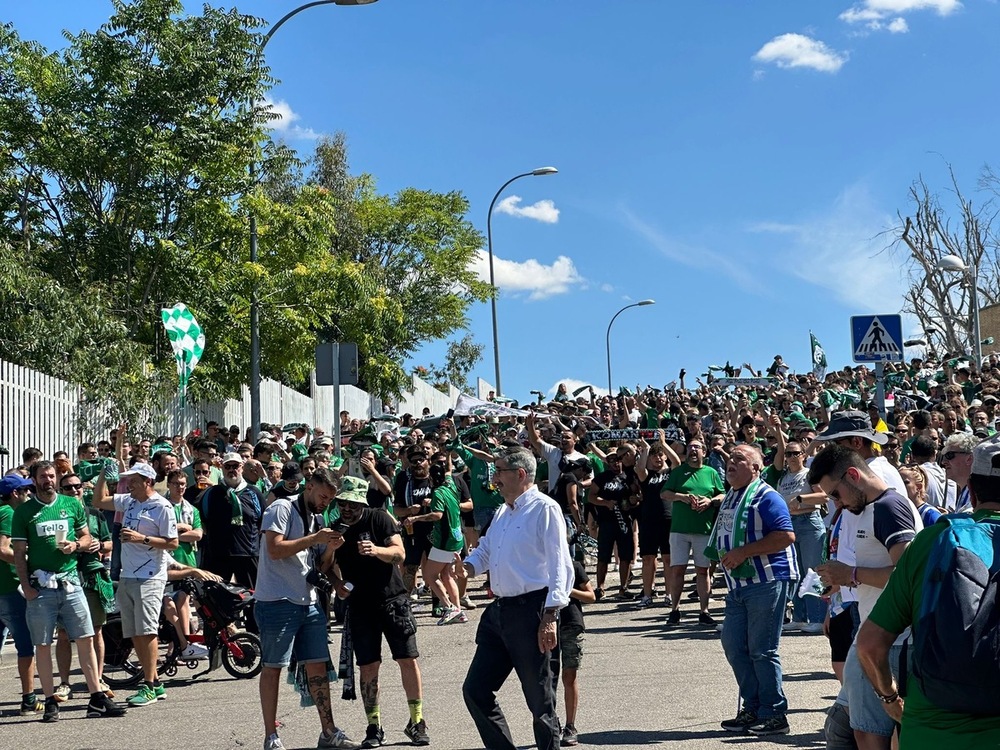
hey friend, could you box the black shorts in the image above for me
[597,521,634,564]
[829,602,859,663]
[638,516,671,557]
[349,595,420,666]
[402,530,432,567]
[583,503,598,526]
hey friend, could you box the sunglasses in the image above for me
[942,451,969,460]
[61,483,83,491]
[784,451,803,457]
[194,469,211,475]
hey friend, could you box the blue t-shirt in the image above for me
[714,481,798,590]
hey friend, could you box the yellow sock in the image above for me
[407,698,423,724]
[365,704,380,726]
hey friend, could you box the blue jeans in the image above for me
[721,579,791,719]
[791,513,828,624]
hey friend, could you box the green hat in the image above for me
[337,476,369,505]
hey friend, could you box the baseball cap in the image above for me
[221,452,244,466]
[280,461,303,483]
[0,475,32,495]
[120,463,157,481]
[337,475,369,505]
[971,434,1000,478]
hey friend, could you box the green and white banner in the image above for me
[161,303,205,408]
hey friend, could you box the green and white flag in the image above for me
[810,331,827,381]
[161,303,205,407]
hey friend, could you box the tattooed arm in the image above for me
[357,532,405,566]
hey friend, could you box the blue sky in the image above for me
[7,0,998,402]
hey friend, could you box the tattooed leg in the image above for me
[305,661,335,734]
[359,662,381,726]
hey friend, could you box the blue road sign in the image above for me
[851,314,903,363]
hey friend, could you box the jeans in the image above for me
[721,579,791,719]
[791,512,828,624]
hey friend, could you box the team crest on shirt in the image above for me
[59,510,67,518]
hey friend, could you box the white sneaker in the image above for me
[264,734,286,750]
[318,728,361,749]
[181,643,210,660]
[460,595,477,610]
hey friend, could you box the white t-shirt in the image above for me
[114,493,177,581]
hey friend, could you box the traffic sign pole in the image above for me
[875,362,886,420]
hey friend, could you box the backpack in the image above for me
[912,514,1000,716]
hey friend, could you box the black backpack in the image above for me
[911,515,1000,716]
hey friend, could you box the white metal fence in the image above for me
[0,357,463,465]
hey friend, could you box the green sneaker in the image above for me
[126,684,157,707]
[153,683,166,701]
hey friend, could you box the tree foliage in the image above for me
[892,168,1000,359]
[0,1,487,423]
[416,333,484,395]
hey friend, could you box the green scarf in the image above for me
[228,488,244,526]
[704,478,762,580]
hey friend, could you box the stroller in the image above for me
[103,578,261,688]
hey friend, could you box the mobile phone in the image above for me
[331,520,350,534]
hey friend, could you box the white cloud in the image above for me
[600,283,615,293]
[494,196,560,224]
[752,34,848,73]
[840,0,959,31]
[620,208,758,293]
[262,98,321,141]
[469,250,584,301]
[749,183,910,313]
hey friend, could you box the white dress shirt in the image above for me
[465,485,573,610]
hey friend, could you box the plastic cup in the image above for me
[53,528,68,544]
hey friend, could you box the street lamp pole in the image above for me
[936,254,983,370]
[606,300,655,395]
[486,166,558,397]
[249,0,378,436]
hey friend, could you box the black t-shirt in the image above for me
[560,560,589,633]
[200,484,263,559]
[393,472,434,539]
[335,508,407,605]
[552,474,576,516]
[640,469,672,521]
[594,470,632,526]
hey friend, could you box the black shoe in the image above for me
[41,697,59,723]
[404,719,430,746]
[594,588,604,601]
[19,693,42,716]
[561,723,579,746]
[698,612,717,626]
[720,708,757,732]
[667,609,681,624]
[748,715,790,736]
[618,589,636,600]
[361,724,385,748]
[86,693,127,718]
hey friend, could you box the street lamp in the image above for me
[249,0,379,435]
[606,300,655,395]
[935,254,983,369]
[486,167,558,397]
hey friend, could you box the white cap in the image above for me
[120,463,156,481]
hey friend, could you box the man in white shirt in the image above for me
[526,413,585,495]
[462,447,573,750]
[93,461,177,708]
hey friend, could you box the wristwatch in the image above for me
[543,607,560,621]
[794,495,803,509]
[143,535,151,546]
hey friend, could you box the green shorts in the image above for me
[560,627,584,670]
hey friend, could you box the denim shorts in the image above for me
[26,585,94,645]
[0,590,35,657]
[473,506,498,533]
[843,641,904,736]
[254,599,330,668]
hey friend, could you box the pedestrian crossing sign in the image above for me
[851,314,903,363]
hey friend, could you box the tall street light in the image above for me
[486,167,558,397]
[249,0,379,435]
[936,254,983,369]
[606,300,655,395]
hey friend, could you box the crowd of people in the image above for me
[2,349,1000,749]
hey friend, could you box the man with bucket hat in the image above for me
[322,476,430,748]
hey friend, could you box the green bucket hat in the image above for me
[337,475,369,505]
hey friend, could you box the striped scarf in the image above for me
[704,478,762,579]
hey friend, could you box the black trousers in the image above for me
[462,590,561,750]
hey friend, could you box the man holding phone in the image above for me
[323,476,430,749]
[255,467,360,750]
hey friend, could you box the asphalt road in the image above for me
[0,571,837,750]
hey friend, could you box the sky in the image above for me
[6,0,999,403]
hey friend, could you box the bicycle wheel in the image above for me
[221,630,262,679]
[102,615,143,689]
